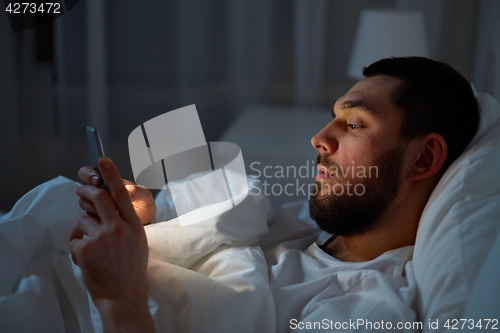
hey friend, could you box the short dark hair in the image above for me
[363,57,480,173]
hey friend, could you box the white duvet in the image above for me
[0,176,419,332]
[0,176,276,332]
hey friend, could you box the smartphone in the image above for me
[86,126,109,191]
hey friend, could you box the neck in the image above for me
[322,222,417,262]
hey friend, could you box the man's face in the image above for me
[309,75,408,236]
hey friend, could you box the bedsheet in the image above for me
[0,176,276,332]
[0,175,422,333]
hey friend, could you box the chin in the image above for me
[309,145,407,236]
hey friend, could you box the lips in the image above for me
[316,165,337,181]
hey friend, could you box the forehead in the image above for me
[335,75,404,118]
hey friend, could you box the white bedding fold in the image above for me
[0,176,276,332]
[0,176,83,332]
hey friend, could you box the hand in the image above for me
[78,166,156,225]
[70,157,154,332]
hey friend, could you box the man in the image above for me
[309,57,478,261]
[71,57,479,331]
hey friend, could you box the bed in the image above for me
[1,85,499,332]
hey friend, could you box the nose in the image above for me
[311,123,338,154]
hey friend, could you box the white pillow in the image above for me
[462,231,500,322]
[412,90,500,331]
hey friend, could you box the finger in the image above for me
[76,184,119,224]
[78,166,102,187]
[70,240,84,266]
[69,213,104,266]
[98,157,139,224]
[76,214,102,239]
[79,197,97,215]
[97,179,150,201]
[69,236,90,267]
[70,214,101,241]
[86,211,101,223]
[70,223,86,242]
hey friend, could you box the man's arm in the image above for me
[70,157,154,333]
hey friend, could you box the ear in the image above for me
[406,133,448,182]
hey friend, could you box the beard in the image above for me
[309,145,406,236]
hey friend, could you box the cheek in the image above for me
[339,140,379,168]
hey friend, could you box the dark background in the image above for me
[0,0,493,212]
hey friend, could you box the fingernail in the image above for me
[91,175,98,185]
[101,157,113,169]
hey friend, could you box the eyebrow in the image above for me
[339,99,378,115]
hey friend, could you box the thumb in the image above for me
[98,157,140,224]
[125,184,139,201]
[127,184,152,202]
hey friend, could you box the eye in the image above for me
[347,124,360,130]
